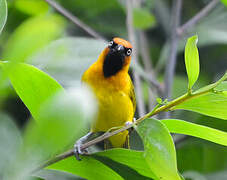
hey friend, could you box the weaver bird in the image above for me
[74,37,136,158]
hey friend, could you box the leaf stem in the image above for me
[31,93,191,173]
[32,72,227,174]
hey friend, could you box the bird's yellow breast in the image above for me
[82,58,134,147]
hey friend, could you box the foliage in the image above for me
[2,15,65,62]
[0,1,227,180]
[162,119,227,146]
[137,119,181,180]
[184,35,200,91]
[1,62,64,119]
[133,7,156,30]
[0,0,7,35]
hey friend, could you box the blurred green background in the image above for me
[0,0,227,179]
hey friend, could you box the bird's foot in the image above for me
[74,141,88,160]
[125,121,132,126]
[125,118,137,134]
[74,132,92,160]
[125,118,136,126]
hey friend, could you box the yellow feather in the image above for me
[82,44,136,148]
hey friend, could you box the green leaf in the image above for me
[156,97,162,104]
[0,0,7,34]
[162,119,227,146]
[136,118,181,180]
[14,0,48,16]
[193,73,227,94]
[185,35,200,90]
[172,87,227,120]
[3,63,97,178]
[20,87,96,168]
[133,8,156,30]
[34,169,80,180]
[172,75,209,99]
[1,62,64,120]
[48,156,124,180]
[48,149,156,180]
[215,81,227,91]
[2,14,65,62]
[93,149,155,179]
[221,0,227,7]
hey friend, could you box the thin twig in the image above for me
[177,0,219,36]
[153,0,171,36]
[32,1,225,172]
[163,0,182,118]
[138,32,154,72]
[139,31,158,110]
[126,0,146,116]
[138,31,164,108]
[31,149,74,174]
[135,62,164,96]
[32,90,203,172]
[44,0,106,40]
[32,75,227,173]
[146,76,164,97]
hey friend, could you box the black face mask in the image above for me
[103,45,125,78]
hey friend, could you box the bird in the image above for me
[74,37,136,158]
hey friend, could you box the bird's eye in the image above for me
[108,40,114,47]
[126,48,132,56]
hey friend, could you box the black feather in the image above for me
[103,50,125,77]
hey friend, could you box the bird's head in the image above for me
[102,37,132,77]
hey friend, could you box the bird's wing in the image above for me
[129,77,136,114]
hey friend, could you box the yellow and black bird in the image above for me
[75,37,136,155]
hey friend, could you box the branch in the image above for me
[137,66,164,97]
[177,0,219,36]
[32,69,227,173]
[134,28,164,98]
[44,0,106,41]
[31,149,74,174]
[126,0,146,116]
[138,31,161,110]
[72,79,226,150]
[33,80,224,173]
[163,0,182,117]
[138,32,154,72]
[32,95,186,173]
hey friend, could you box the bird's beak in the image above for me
[110,44,125,55]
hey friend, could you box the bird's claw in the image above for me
[74,142,89,160]
[125,121,133,126]
[74,132,93,160]
[74,142,82,160]
[125,118,136,126]
[125,118,137,134]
